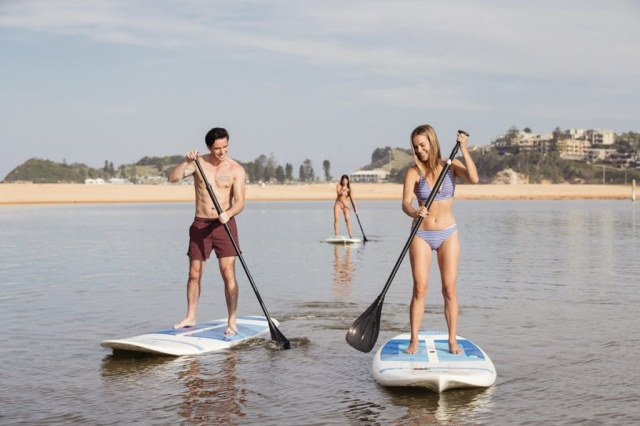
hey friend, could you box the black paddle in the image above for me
[194,157,291,350]
[349,195,369,242]
[345,131,469,353]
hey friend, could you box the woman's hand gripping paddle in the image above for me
[349,196,369,242]
[345,131,468,352]
[195,158,291,350]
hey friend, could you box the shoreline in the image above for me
[0,183,635,205]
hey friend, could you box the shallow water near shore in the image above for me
[1,200,639,425]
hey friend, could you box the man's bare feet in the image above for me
[449,341,463,354]
[173,317,196,329]
[405,340,419,354]
[224,322,238,336]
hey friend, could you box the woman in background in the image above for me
[334,174,358,238]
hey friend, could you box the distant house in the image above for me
[85,178,105,185]
[350,169,390,183]
[107,177,127,185]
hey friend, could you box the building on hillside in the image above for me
[564,128,614,145]
[587,129,615,145]
[564,129,588,140]
[491,131,552,155]
[85,178,105,185]
[558,139,591,159]
[604,149,638,168]
[586,148,617,162]
[350,169,390,183]
[107,177,127,184]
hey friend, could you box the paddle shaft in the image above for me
[349,195,368,242]
[378,139,463,300]
[194,158,290,349]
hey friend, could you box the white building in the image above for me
[84,178,105,185]
[587,129,615,145]
[350,169,390,183]
[564,128,614,145]
[107,177,128,185]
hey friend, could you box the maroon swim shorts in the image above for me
[187,217,240,260]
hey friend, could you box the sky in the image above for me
[1,0,639,180]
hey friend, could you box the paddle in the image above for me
[349,195,369,242]
[345,131,469,353]
[194,157,291,350]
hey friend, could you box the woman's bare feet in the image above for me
[449,340,463,354]
[405,339,419,354]
[173,317,196,329]
[224,322,238,336]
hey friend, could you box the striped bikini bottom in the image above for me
[413,224,458,251]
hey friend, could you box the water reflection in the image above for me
[384,385,494,424]
[101,350,247,425]
[333,245,356,297]
[178,351,246,425]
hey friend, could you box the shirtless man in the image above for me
[168,127,246,335]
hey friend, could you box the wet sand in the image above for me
[0,183,634,204]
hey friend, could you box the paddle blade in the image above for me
[269,321,291,350]
[345,296,384,353]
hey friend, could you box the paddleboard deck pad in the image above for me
[372,331,496,392]
[101,316,276,356]
[326,236,361,244]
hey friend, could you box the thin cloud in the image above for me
[91,106,139,116]
[2,0,638,84]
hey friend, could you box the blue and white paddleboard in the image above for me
[101,316,276,356]
[372,331,496,392]
[326,236,361,244]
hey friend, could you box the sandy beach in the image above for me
[0,183,635,205]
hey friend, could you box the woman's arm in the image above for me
[402,167,420,218]
[452,133,479,184]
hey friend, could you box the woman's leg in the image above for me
[343,207,353,238]
[406,236,431,354]
[437,231,462,354]
[333,203,341,236]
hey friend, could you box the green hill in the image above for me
[2,156,185,183]
[357,146,640,184]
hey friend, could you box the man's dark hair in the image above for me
[205,127,229,147]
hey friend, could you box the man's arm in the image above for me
[218,165,246,223]
[168,150,198,183]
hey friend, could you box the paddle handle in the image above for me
[349,195,368,242]
[194,158,290,348]
[378,131,467,299]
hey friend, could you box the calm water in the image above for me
[1,200,639,425]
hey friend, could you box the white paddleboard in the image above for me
[101,316,276,356]
[372,331,496,392]
[326,236,361,244]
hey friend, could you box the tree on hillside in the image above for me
[275,165,285,183]
[302,159,315,181]
[372,147,393,163]
[322,160,331,181]
[523,127,532,133]
[285,163,293,181]
[506,126,520,144]
[550,126,565,153]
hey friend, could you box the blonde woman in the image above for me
[402,125,478,354]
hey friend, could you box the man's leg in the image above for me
[174,258,205,329]
[219,256,238,335]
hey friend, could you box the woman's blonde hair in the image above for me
[410,124,442,178]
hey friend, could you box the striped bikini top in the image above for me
[415,168,455,202]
